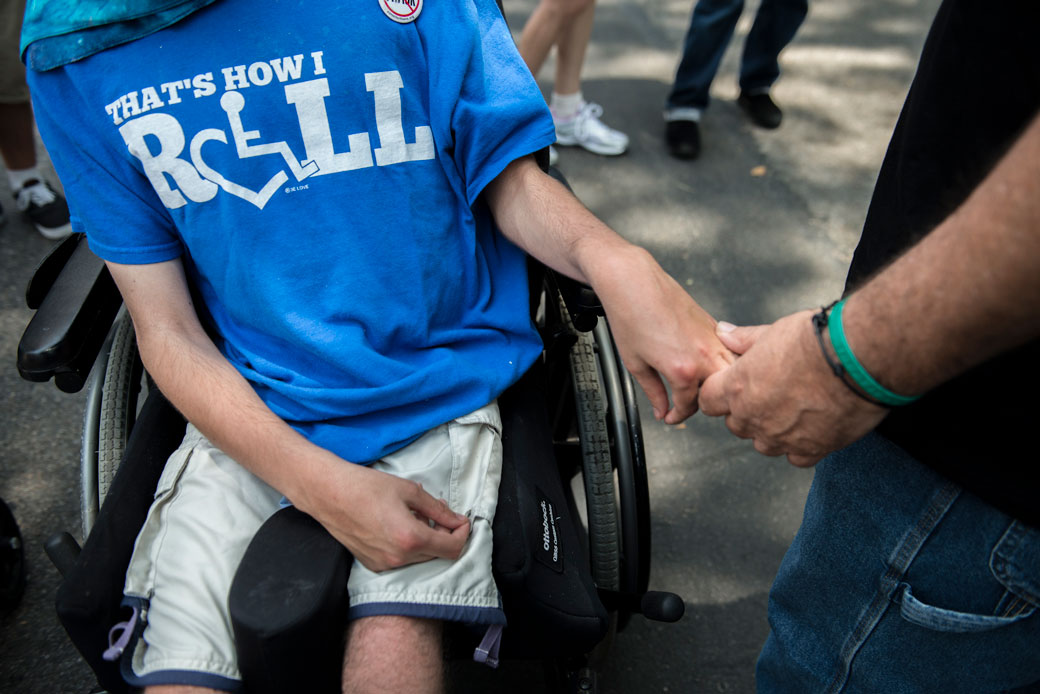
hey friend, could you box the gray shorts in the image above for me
[116,403,503,690]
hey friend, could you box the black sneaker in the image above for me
[16,179,72,240]
[737,91,783,129]
[665,119,701,160]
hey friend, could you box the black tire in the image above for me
[81,311,143,535]
[561,297,620,592]
[97,313,143,505]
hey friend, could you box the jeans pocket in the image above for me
[897,520,1040,634]
[897,582,1036,633]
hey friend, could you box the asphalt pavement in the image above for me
[0,0,941,691]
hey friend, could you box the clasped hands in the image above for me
[586,259,885,466]
[690,309,889,467]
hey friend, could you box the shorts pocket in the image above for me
[471,429,502,522]
[448,403,503,522]
[151,426,202,498]
[123,444,196,599]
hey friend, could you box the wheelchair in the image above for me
[17,170,685,694]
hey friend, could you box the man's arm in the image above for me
[106,258,470,571]
[484,156,734,424]
[700,111,1040,465]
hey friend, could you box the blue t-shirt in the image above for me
[29,0,556,463]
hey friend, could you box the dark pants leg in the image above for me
[667,0,745,110]
[738,0,808,93]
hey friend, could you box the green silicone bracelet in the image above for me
[828,299,921,407]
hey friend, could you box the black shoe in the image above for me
[737,91,783,129]
[665,120,701,160]
[16,179,72,240]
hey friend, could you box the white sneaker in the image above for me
[554,102,629,156]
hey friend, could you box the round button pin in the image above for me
[379,0,422,23]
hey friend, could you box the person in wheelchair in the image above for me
[23,1,732,692]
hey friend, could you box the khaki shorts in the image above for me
[0,0,29,104]
[118,403,503,690]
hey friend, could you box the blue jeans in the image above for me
[757,433,1040,693]
[666,0,808,111]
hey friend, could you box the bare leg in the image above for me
[553,2,595,96]
[0,102,37,171]
[342,616,444,694]
[517,0,595,78]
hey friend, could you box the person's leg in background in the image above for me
[0,0,71,240]
[735,0,808,129]
[663,0,745,159]
[550,2,594,97]
[518,0,628,158]
[757,433,1040,693]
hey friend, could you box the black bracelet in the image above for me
[811,303,889,408]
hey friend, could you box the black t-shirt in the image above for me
[846,0,1040,526]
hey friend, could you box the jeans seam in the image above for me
[823,481,961,694]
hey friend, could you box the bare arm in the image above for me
[700,111,1040,464]
[107,259,470,571]
[485,155,734,423]
[841,112,1040,394]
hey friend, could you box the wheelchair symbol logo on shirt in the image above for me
[380,0,422,23]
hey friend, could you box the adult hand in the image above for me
[300,460,471,573]
[592,247,735,424]
[699,310,888,466]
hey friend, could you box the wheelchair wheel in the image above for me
[549,284,650,620]
[80,309,144,536]
[566,319,621,592]
[592,319,651,627]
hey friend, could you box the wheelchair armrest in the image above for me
[17,234,123,392]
